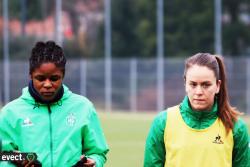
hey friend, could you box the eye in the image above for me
[189,82,197,88]
[34,75,46,82]
[201,83,211,89]
[50,76,61,82]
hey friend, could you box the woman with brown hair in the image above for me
[144,53,249,167]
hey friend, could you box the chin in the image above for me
[192,105,208,111]
[42,96,55,101]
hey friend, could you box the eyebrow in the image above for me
[189,81,212,84]
[33,74,62,80]
[34,74,61,77]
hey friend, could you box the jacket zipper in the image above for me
[48,105,54,167]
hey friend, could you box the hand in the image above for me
[83,158,96,167]
[10,151,41,167]
[72,155,96,167]
[23,160,36,167]
[80,155,96,167]
[12,159,42,167]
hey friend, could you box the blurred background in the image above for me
[1,0,250,113]
[0,0,250,166]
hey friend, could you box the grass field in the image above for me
[98,111,154,167]
[99,111,250,167]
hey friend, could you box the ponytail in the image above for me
[215,55,242,133]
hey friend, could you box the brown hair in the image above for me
[184,53,242,132]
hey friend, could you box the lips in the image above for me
[193,99,205,103]
[41,92,54,96]
[194,99,205,101]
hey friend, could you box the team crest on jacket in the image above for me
[66,113,76,126]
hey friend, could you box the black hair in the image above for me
[29,41,66,76]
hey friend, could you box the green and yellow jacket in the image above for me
[144,96,249,167]
[0,85,109,167]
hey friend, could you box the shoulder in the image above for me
[64,91,94,108]
[154,110,167,125]
[62,84,91,104]
[63,85,93,106]
[233,117,248,134]
[232,117,249,141]
[1,97,25,114]
[150,109,169,133]
[154,105,180,122]
[65,93,98,118]
[166,105,180,115]
[0,98,27,123]
[71,93,93,104]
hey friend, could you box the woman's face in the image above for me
[185,65,221,111]
[30,62,64,101]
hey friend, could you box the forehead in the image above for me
[186,65,216,81]
[32,62,62,75]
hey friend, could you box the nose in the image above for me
[43,79,52,88]
[195,85,203,94]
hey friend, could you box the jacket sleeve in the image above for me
[0,107,19,167]
[144,111,167,167]
[232,118,249,167]
[82,104,109,167]
[0,107,19,151]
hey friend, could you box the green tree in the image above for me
[111,0,146,57]
[9,0,45,20]
[104,0,250,57]
[164,0,214,57]
[107,0,214,57]
[223,0,250,56]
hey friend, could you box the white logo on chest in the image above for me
[66,113,76,126]
[22,117,33,127]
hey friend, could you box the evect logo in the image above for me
[0,152,37,162]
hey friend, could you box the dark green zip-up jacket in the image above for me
[144,96,249,167]
[0,85,109,167]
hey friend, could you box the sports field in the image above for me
[99,111,250,167]
[99,111,154,167]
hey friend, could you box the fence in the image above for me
[0,57,249,114]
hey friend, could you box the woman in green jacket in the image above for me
[0,41,109,167]
[144,53,249,167]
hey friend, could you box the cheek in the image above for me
[185,85,192,95]
[205,89,218,104]
[53,80,63,89]
[207,86,218,95]
[185,84,188,92]
[32,80,42,91]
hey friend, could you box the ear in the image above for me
[184,79,188,93]
[183,76,186,86]
[29,73,35,80]
[216,80,221,93]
